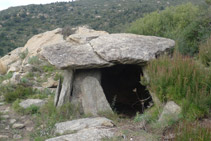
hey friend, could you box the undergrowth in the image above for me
[175,121,211,141]
[143,52,211,120]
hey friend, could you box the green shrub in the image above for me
[143,53,211,120]
[42,65,55,72]
[199,38,211,66]
[0,72,13,83]
[19,49,28,60]
[128,3,211,56]
[28,56,41,65]
[4,85,35,103]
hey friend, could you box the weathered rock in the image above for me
[13,134,22,139]
[42,42,112,69]
[57,70,74,107]
[71,70,101,112]
[55,117,114,135]
[0,60,7,75]
[2,115,9,119]
[42,77,58,88]
[81,76,112,115]
[9,119,17,124]
[54,78,62,106]
[10,72,21,84]
[0,47,23,67]
[0,135,9,139]
[42,30,175,69]
[67,26,109,44]
[19,99,46,109]
[158,101,181,124]
[22,28,64,57]
[46,127,114,141]
[90,34,175,64]
[12,123,25,129]
[7,60,22,73]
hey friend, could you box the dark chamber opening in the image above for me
[101,65,152,117]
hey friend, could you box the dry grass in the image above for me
[0,60,7,75]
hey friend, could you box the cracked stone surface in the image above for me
[42,27,175,69]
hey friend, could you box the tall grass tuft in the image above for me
[175,121,211,141]
[143,53,211,120]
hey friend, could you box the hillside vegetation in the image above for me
[128,2,211,56]
[0,0,204,56]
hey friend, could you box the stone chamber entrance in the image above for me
[101,65,152,117]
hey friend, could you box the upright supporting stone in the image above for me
[57,70,74,107]
[71,70,101,112]
[81,76,112,116]
[54,78,62,106]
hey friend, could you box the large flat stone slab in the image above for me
[46,127,114,141]
[19,99,46,109]
[54,117,114,135]
[42,42,112,69]
[90,34,175,64]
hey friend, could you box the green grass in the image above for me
[175,121,211,141]
[143,53,211,120]
[30,98,83,140]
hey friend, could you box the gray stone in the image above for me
[42,30,175,69]
[81,76,112,115]
[158,101,181,124]
[42,77,58,88]
[0,102,4,106]
[12,123,25,129]
[9,119,16,124]
[90,34,175,64]
[54,78,62,106]
[2,115,9,119]
[0,135,9,139]
[55,117,114,135]
[71,70,101,111]
[46,127,114,141]
[13,134,22,139]
[19,99,46,109]
[42,42,112,69]
[57,70,74,107]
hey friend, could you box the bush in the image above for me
[28,56,41,65]
[128,3,211,56]
[199,38,211,66]
[143,53,211,120]
[4,85,35,103]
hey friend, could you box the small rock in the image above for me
[12,123,25,129]
[9,119,16,124]
[3,107,10,113]
[13,134,22,139]
[19,99,46,109]
[26,127,34,132]
[2,115,10,119]
[0,102,4,106]
[164,134,175,140]
[5,125,10,130]
[42,77,58,88]
[139,120,147,129]
[0,135,9,139]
